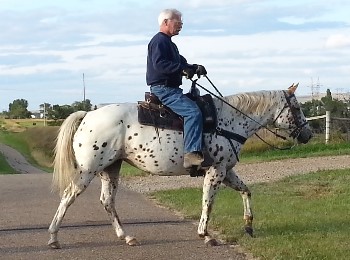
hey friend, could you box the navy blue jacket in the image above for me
[146,32,191,88]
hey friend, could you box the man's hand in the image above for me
[195,65,207,78]
[183,67,195,79]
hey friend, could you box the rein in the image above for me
[191,76,299,151]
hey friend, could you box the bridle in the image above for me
[191,77,308,150]
[272,91,309,140]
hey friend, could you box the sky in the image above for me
[0,0,349,111]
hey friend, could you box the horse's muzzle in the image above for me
[297,128,313,144]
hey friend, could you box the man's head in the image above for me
[158,9,183,37]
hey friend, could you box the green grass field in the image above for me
[152,169,350,259]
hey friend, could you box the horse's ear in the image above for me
[288,83,298,94]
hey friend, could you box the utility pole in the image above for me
[43,103,46,126]
[83,73,86,103]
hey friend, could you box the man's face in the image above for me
[165,15,183,36]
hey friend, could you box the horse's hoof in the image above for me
[245,226,254,237]
[48,241,61,249]
[204,236,220,247]
[126,236,139,246]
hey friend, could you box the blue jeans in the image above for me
[150,85,203,153]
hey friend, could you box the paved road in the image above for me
[0,144,248,260]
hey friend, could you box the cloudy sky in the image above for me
[0,0,349,111]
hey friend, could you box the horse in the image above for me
[48,83,312,249]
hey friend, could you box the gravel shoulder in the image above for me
[121,155,350,193]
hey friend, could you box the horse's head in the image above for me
[273,83,312,144]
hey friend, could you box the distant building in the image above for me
[30,110,44,119]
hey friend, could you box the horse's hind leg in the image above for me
[48,172,95,249]
[99,161,138,246]
[223,168,254,236]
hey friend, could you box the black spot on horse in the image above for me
[102,142,107,147]
[93,144,99,150]
[128,136,132,140]
[79,143,82,147]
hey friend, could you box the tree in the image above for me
[8,99,31,119]
[321,89,348,117]
[72,99,92,112]
[48,104,74,120]
[301,99,324,117]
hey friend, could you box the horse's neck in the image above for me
[215,91,282,138]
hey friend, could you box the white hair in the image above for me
[158,9,182,26]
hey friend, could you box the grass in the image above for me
[152,169,350,259]
[240,141,350,163]
[0,153,17,174]
[0,118,47,132]
[120,162,148,177]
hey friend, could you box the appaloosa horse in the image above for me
[48,83,312,248]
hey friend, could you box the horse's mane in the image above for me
[223,90,281,116]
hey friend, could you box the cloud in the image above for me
[0,0,350,111]
[325,34,350,48]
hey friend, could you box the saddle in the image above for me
[137,92,217,133]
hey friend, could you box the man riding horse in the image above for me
[146,8,207,168]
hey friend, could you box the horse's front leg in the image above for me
[223,168,254,237]
[99,161,138,246]
[198,165,226,246]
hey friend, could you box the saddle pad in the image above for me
[138,102,183,131]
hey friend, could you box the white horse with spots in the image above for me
[48,84,312,248]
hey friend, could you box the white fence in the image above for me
[306,111,330,143]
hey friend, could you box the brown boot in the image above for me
[183,152,204,168]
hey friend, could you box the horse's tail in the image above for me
[52,111,88,196]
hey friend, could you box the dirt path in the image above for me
[0,143,46,174]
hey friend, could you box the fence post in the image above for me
[325,110,330,144]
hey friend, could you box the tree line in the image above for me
[1,99,96,120]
